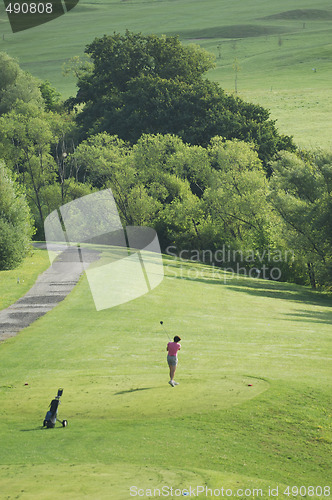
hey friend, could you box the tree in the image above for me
[269,151,332,288]
[68,31,295,166]
[71,132,211,241]
[0,164,35,270]
[203,140,274,257]
[131,133,213,197]
[0,102,58,233]
[72,132,277,261]
[68,130,328,286]
[39,80,62,112]
[71,133,137,224]
[74,30,215,95]
[69,31,214,136]
[157,189,205,250]
[0,52,43,115]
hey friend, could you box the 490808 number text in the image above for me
[5,3,53,14]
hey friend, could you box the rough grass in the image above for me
[0,254,331,499]
[0,248,51,311]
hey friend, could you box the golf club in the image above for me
[160,320,171,341]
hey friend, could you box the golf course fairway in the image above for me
[0,250,331,499]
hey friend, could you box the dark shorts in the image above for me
[167,355,178,366]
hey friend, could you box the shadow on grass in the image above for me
[283,310,332,325]
[171,272,332,309]
[226,281,332,307]
[114,387,152,395]
[20,427,64,432]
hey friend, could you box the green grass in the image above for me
[0,247,51,311]
[0,254,331,499]
[0,0,332,148]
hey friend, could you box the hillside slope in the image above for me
[1,0,332,146]
[0,255,331,499]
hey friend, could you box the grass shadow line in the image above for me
[114,387,152,395]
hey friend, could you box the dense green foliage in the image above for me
[0,52,43,115]
[39,80,62,112]
[0,58,94,239]
[0,164,34,270]
[69,31,296,166]
[71,132,331,288]
[0,47,330,288]
[269,150,332,288]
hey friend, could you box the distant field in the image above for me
[0,0,332,147]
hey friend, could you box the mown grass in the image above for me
[0,247,51,311]
[0,0,332,147]
[0,254,331,499]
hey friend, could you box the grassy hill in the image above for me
[1,0,332,148]
[0,250,331,498]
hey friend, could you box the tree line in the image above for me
[0,33,331,290]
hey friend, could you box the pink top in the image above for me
[167,342,181,357]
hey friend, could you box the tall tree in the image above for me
[0,52,43,115]
[203,139,273,254]
[68,31,295,166]
[0,164,34,270]
[0,102,87,236]
[0,102,57,232]
[39,80,62,112]
[269,151,332,288]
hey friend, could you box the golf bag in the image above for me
[43,388,68,428]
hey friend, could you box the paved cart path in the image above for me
[0,246,100,342]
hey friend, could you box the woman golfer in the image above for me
[167,336,181,387]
